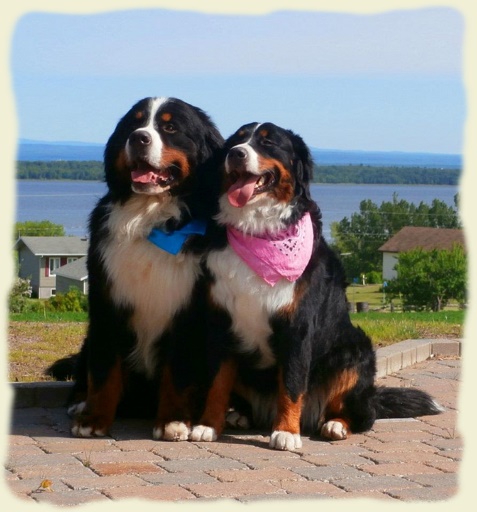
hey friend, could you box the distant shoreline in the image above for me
[15,160,461,186]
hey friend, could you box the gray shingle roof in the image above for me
[15,236,89,256]
[378,227,465,253]
[55,256,88,281]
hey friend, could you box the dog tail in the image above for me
[374,387,444,419]
[45,354,79,381]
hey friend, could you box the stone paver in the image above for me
[4,339,465,505]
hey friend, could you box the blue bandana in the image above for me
[147,219,207,255]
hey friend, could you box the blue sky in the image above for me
[10,6,465,154]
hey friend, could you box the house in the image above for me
[378,226,465,281]
[55,256,88,295]
[15,236,89,298]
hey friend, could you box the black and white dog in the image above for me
[190,122,443,450]
[58,97,223,440]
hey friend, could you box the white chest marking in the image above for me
[207,246,295,368]
[100,195,201,376]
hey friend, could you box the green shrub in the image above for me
[8,277,32,313]
[366,271,382,285]
[46,287,88,313]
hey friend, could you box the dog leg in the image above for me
[154,367,192,441]
[270,373,303,451]
[319,368,360,441]
[190,360,237,442]
[71,359,123,437]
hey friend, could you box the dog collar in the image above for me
[226,212,313,286]
[148,219,207,255]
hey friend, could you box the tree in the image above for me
[14,220,65,239]
[386,244,467,311]
[330,194,461,281]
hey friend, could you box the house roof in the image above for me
[15,236,89,256]
[55,256,88,281]
[378,227,465,253]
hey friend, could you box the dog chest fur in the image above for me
[207,246,295,368]
[100,195,201,375]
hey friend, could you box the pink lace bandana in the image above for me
[226,212,314,286]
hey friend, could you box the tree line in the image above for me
[330,193,462,282]
[314,165,460,185]
[16,160,460,185]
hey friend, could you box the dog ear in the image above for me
[188,108,225,219]
[288,130,314,202]
[191,107,224,162]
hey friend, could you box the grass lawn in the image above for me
[8,294,465,382]
[350,311,463,347]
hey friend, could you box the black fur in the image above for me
[54,97,223,437]
[192,122,442,449]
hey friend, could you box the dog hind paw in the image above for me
[320,420,348,440]
[225,410,250,429]
[71,420,107,438]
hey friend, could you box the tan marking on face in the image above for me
[161,147,190,178]
[257,156,294,203]
[135,111,144,120]
[161,112,172,122]
[259,129,269,138]
[115,148,132,184]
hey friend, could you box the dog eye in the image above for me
[162,123,177,134]
[261,138,275,147]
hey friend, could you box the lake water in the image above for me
[15,180,460,240]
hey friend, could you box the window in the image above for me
[48,257,61,276]
[67,257,78,264]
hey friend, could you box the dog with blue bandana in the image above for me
[48,97,223,440]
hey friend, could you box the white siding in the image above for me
[382,252,398,281]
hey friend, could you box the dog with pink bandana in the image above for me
[191,122,443,451]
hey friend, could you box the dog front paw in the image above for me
[190,425,217,442]
[269,430,302,451]
[153,421,190,441]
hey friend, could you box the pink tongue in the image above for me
[131,170,157,184]
[227,174,259,207]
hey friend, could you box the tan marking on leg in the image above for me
[273,371,303,434]
[323,368,359,435]
[73,358,124,436]
[156,366,193,427]
[196,359,237,436]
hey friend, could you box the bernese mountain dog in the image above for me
[190,121,443,451]
[63,97,223,440]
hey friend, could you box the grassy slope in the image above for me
[8,313,464,383]
[8,285,464,382]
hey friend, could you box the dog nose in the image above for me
[129,130,152,147]
[228,146,248,162]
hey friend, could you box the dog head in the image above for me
[217,122,316,234]
[104,97,223,212]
